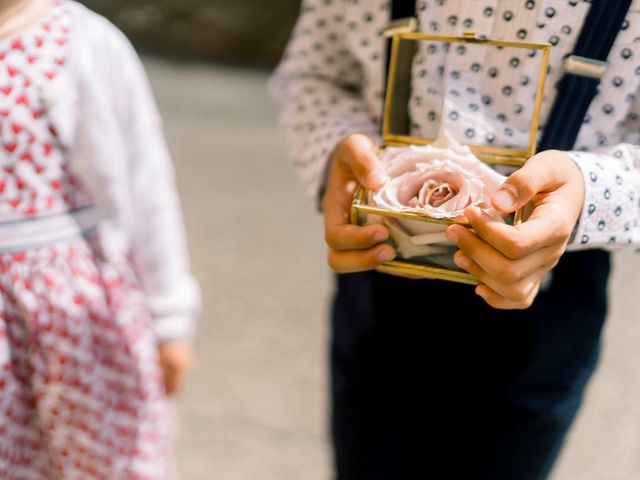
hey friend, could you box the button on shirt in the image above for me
[271,0,640,250]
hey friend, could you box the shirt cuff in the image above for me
[566,150,638,250]
[154,314,197,343]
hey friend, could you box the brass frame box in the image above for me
[351,31,551,284]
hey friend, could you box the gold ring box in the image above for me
[351,31,551,284]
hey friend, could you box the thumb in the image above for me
[492,153,556,213]
[340,134,387,190]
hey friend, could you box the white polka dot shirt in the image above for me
[271,0,640,250]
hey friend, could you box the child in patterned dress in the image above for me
[0,0,200,478]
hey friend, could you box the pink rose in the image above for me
[368,136,507,260]
[373,137,506,235]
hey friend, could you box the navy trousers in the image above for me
[331,250,610,480]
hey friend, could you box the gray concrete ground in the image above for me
[144,57,640,480]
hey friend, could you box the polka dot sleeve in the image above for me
[567,143,640,251]
[270,0,380,202]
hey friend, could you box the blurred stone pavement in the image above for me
[144,57,640,480]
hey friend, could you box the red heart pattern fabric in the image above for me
[0,3,172,478]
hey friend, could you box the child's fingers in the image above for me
[325,223,389,251]
[463,205,569,260]
[327,244,396,273]
[161,362,185,396]
[163,369,181,396]
[158,342,192,396]
[475,283,541,310]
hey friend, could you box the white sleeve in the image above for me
[270,0,380,202]
[106,27,201,342]
[567,142,640,251]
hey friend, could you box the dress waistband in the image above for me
[0,206,99,253]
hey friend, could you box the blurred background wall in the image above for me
[78,0,300,67]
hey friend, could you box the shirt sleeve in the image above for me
[567,142,640,251]
[105,25,201,342]
[270,0,381,202]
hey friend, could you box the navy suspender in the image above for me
[537,0,632,151]
[391,0,416,22]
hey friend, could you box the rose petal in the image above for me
[372,135,507,221]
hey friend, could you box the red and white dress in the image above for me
[0,4,171,479]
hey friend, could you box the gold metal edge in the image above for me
[376,261,480,285]
[529,44,551,157]
[395,32,551,51]
[352,203,471,226]
[382,35,402,141]
[383,135,530,166]
[514,207,524,225]
[383,135,528,155]
[350,186,367,225]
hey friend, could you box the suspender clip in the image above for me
[564,55,608,80]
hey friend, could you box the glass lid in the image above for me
[383,32,551,165]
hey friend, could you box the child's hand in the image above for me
[158,341,193,396]
[322,133,395,273]
[445,150,585,309]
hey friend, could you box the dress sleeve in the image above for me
[270,0,381,202]
[104,27,201,342]
[567,141,640,251]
